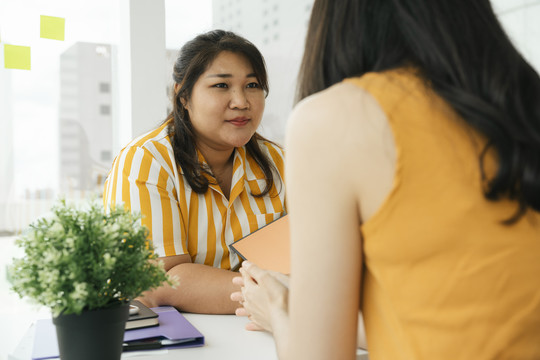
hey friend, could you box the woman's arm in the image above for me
[238,85,363,357]
[138,254,242,314]
[284,90,363,359]
[285,82,394,359]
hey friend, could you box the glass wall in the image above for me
[0,0,122,234]
[0,1,212,357]
[0,0,213,235]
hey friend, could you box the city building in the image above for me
[58,43,178,195]
[59,42,113,193]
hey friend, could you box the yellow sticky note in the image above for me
[4,44,31,70]
[40,15,65,41]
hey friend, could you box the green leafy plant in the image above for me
[9,200,171,316]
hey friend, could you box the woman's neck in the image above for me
[198,143,234,174]
[197,142,236,199]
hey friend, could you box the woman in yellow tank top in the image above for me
[232,0,540,359]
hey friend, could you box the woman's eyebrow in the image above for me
[205,73,257,78]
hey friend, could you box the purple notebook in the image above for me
[32,306,204,360]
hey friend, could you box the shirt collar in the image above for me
[194,146,254,199]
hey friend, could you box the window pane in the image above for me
[0,0,122,355]
[1,0,120,233]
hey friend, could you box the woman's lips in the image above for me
[227,117,250,126]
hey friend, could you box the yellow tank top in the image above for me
[346,69,540,360]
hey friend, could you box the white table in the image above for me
[9,313,369,360]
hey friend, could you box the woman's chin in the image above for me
[226,134,257,148]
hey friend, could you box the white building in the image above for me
[212,0,314,144]
[58,42,179,194]
[59,42,113,193]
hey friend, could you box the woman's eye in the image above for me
[213,83,228,88]
[247,82,260,89]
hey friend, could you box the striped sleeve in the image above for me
[103,145,187,258]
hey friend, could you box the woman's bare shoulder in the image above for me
[287,82,389,151]
[286,81,396,222]
[290,82,372,123]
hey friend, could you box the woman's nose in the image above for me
[229,89,249,110]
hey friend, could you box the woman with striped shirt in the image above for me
[103,30,286,314]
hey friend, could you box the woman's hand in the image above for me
[231,275,264,331]
[231,263,289,331]
[232,261,289,333]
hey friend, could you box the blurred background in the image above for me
[0,0,539,358]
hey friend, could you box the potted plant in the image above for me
[9,200,172,360]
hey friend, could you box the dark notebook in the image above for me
[126,300,159,330]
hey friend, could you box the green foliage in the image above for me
[9,200,171,316]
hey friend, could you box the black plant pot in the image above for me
[53,303,130,360]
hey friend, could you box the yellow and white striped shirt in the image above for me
[103,121,286,270]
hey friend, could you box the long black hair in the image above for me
[166,30,277,196]
[298,0,540,222]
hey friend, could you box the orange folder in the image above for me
[230,215,290,274]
